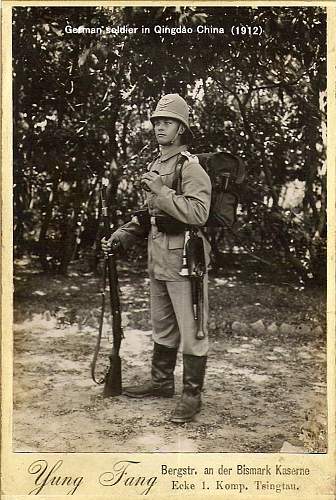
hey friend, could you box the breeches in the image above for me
[150,276,209,356]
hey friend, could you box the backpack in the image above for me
[173,151,246,229]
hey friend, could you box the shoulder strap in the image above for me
[172,154,187,195]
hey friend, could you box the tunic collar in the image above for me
[158,144,188,163]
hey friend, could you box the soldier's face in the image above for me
[153,118,183,145]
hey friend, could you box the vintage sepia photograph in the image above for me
[10,4,329,459]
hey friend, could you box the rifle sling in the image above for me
[91,259,108,385]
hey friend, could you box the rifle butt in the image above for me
[103,355,122,397]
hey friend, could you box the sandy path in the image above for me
[13,266,327,453]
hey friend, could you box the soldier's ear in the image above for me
[178,124,186,135]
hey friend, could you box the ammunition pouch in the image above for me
[133,209,187,235]
[133,209,151,233]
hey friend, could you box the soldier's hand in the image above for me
[141,171,164,195]
[101,235,121,256]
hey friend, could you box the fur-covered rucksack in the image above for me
[173,151,245,228]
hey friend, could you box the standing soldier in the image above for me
[102,94,211,423]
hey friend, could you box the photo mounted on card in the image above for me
[1,2,335,499]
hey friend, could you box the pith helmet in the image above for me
[150,94,192,134]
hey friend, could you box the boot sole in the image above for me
[123,391,174,398]
[170,417,194,423]
[170,408,201,424]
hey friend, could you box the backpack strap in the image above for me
[172,151,200,194]
[172,154,187,195]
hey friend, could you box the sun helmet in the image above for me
[150,94,192,136]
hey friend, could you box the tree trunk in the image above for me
[38,177,59,272]
[59,180,82,275]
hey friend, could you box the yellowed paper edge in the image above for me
[1,2,335,499]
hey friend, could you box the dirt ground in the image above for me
[13,256,327,453]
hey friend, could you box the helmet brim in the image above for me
[150,112,193,137]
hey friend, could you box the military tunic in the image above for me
[113,144,212,356]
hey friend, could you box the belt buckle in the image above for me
[150,216,156,226]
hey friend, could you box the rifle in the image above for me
[91,180,123,396]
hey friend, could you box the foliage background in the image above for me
[13,6,327,282]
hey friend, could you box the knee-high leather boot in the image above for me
[123,342,177,398]
[170,354,207,423]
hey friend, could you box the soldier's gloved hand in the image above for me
[101,235,121,256]
[141,171,164,195]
